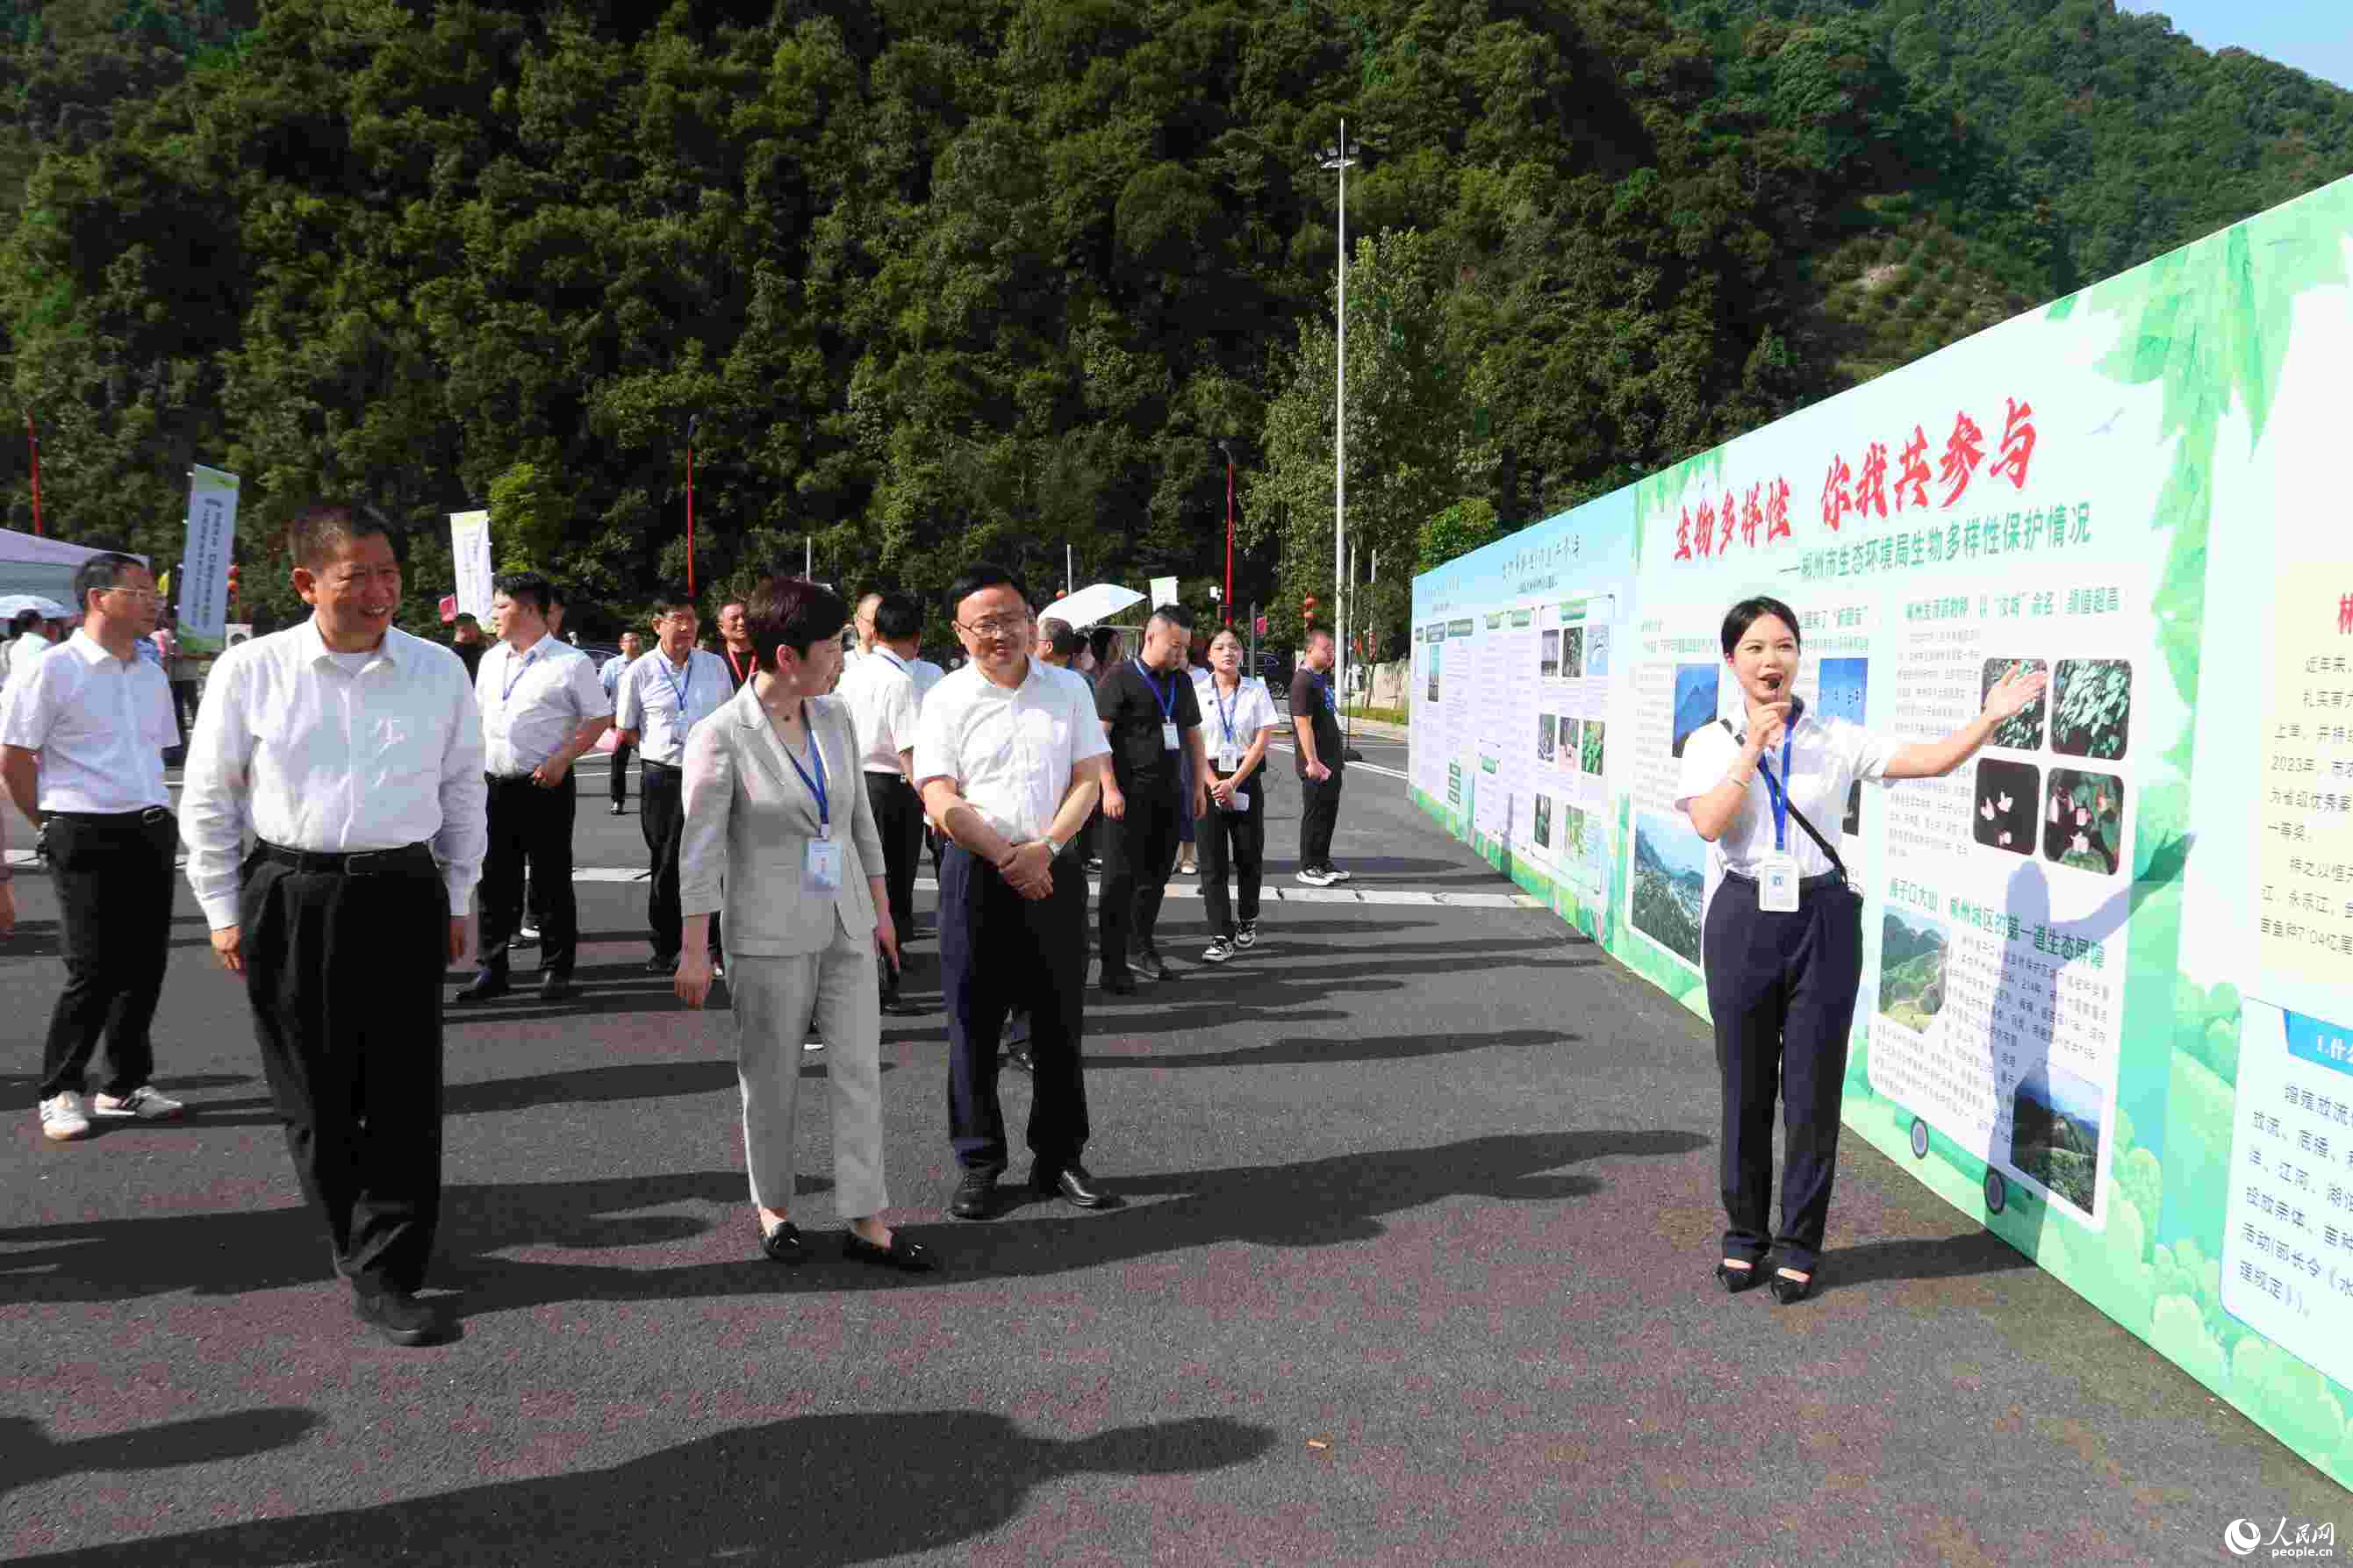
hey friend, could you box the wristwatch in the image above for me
[1044,835,1065,858]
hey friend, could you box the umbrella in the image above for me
[1046,582,1144,630]
[0,594,69,621]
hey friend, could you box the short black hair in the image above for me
[650,591,698,619]
[286,503,386,572]
[946,561,1029,618]
[873,591,924,642]
[1719,596,1801,659]
[1149,603,1194,634]
[72,551,147,614]
[1087,626,1119,661]
[10,608,42,634]
[453,612,479,628]
[493,571,554,618]
[744,575,850,665]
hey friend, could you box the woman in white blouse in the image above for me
[676,576,935,1275]
[1195,628,1281,963]
[1675,595,2043,1304]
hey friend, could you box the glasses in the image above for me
[105,588,164,605]
[957,614,1031,639]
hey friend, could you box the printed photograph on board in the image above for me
[2010,1063,2103,1217]
[1818,656,1869,835]
[1632,810,1706,966]
[1427,637,1441,704]
[1533,794,1553,849]
[2051,658,2132,760]
[1980,657,2050,751]
[1566,805,1588,859]
[1558,717,1581,770]
[1972,758,2041,856]
[1540,629,1560,681]
[1537,713,1556,763]
[1672,664,1720,757]
[1582,719,1607,777]
[1562,626,1585,680]
[1877,908,1950,1033]
[2045,768,2124,875]
[1583,625,1611,677]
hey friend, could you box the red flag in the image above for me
[439,594,458,624]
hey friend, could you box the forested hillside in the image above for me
[0,0,2344,643]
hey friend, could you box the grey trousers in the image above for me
[729,927,888,1219]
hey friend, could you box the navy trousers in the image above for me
[940,842,1090,1173]
[1701,872,1864,1274]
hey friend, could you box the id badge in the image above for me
[1216,744,1240,772]
[806,837,843,892]
[1161,720,1180,751]
[1757,854,1799,913]
[1223,787,1249,813]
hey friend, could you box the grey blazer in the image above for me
[678,685,886,956]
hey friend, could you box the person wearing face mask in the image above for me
[1194,628,1280,963]
[1675,594,2045,1306]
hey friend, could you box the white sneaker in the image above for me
[1323,866,1352,883]
[1295,868,1333,887]
[802,1037,826,1053]
[514,924,542,949]
[93,1085,185,1121]
[39,1091,92,1141]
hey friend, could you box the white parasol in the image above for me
[1044,582,1144,630]
[0,594,70,620]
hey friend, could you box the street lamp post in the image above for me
[1216,440,1236,626]
[1319,122,1359,729]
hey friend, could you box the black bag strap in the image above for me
[1719,718,1850,883]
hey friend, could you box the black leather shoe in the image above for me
[949,1166,1003,1221]
[646,955,679,975]
[353,1288,448,1347]
[1004,1044,1035,1075]
[610,800,625,816]
[539,972,576,1003]
[759,1220,807,1264]
[1130,946,1167,982]
[879,987,922,1017]
[843,1229,939,1273]
[454,970,510,1004]
[1768,1268,1816,1305]
[1714,1258,1765,1294]
[1099,967,1137,995]
[1036,1163,1119,1209]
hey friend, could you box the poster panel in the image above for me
[173,466,239,655]
[450,510,492,621]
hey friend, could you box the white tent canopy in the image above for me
[0,528,147,608]
[1044,582,1144,630]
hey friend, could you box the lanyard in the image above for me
[499,646,539,705]
[659,652,694,716]
[1133,657,1175,720]
[725,643,755,685]
[876,649,911,677]
[1212,679,1241,745]
[780,723,829,829]
[1756,730,1797,853]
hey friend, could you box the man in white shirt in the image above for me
[1,608,56,700]
[461,570,612,1003]
[181,505,485,1346]
[846,591,883,666]
[836,590,925,1014]
[3,552,179,1144]
[612,594,729,977]
[601,630,643,816]
[914,562,1111,1220]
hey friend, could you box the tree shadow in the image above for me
[1,1408,319,1500]
[442,1058,893,1116]
[1816,1229,2041,1296]
[1083,1027,1575,1070]
[23,1409,1278,1567]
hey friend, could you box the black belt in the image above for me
[49,806,173,827]
[641,757,681,773]
[257,841,434,876]
[1723,868,1849,892]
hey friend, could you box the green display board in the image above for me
[1410,174,2353,1484]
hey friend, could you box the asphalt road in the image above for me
[2,754,2341,1564]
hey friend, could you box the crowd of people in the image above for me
[13,514,1356,1346]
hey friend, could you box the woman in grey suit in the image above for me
[676,576,936,1273]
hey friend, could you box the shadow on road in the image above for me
[22,1410,1277,1567]
[1,1409,319,1500]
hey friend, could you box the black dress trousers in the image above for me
[635,759,720,966]
[241,843,446,1295]
[477,772,579,976]
[1098,787,1180,976]
[1297,768,1344,871]
[1701,871,1865,1274]
[864,770,924,946]
[608,738,634,805]
[940,842,1088,1173]
[1198,776,1266,934]
[37,809,177,1100]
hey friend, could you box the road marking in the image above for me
[1266,741,1410,782]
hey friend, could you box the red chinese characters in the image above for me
[1855,440,1890,520]
[1894,426,1932,512]
[1765,477,1791,542]
[1718,490,1738,555]
[1675,506,1693,562]
[1991,397,2035,490]
[1694,497,1717,559]
[1667,476,1795,562]
[1820,453,1853,532]
[1811,397,2041,541]
[1939,410,1986,507]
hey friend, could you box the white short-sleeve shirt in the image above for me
[1197,675,1280,760]
[475,634,613,775]
[836,650,922,776]
[613,648,729,768]
[1674,704,1896,879]
[0,630,176,813]
[913,657,1109,844]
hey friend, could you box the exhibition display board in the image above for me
[1409,174,2353,1483]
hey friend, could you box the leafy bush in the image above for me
[2052,659,2133,760]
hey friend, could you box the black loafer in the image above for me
[1099,969,1137,995]
[1130,948,1167,982]
[1714,1259,1765,1293]
[453,971,510,1004]
[949,1166,1003,1221]
[1036,1163,1119,1209]
[539,973,576,1003]
[1768,1269,1815,1305]
[1004,1044,1035,1075]
[353,1288,449,1347]
[759,1220,807,1264]
[843,1230,938,1273]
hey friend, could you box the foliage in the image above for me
[2051,658,2132,761]
[1979,655,2046,751]
[1418,497,1499,572]
[2044,767,2121,875]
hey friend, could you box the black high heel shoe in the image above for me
[1714,1258,1765,1293]
[1768,1268,1814,1305]
[759,1220,807,1265]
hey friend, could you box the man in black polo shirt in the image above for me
[1289,626,1350,885]
[1095,605,1209,991]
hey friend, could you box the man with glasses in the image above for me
[914,564,1113,1219]
[612,596,728,977]
[3,554,183,1141]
